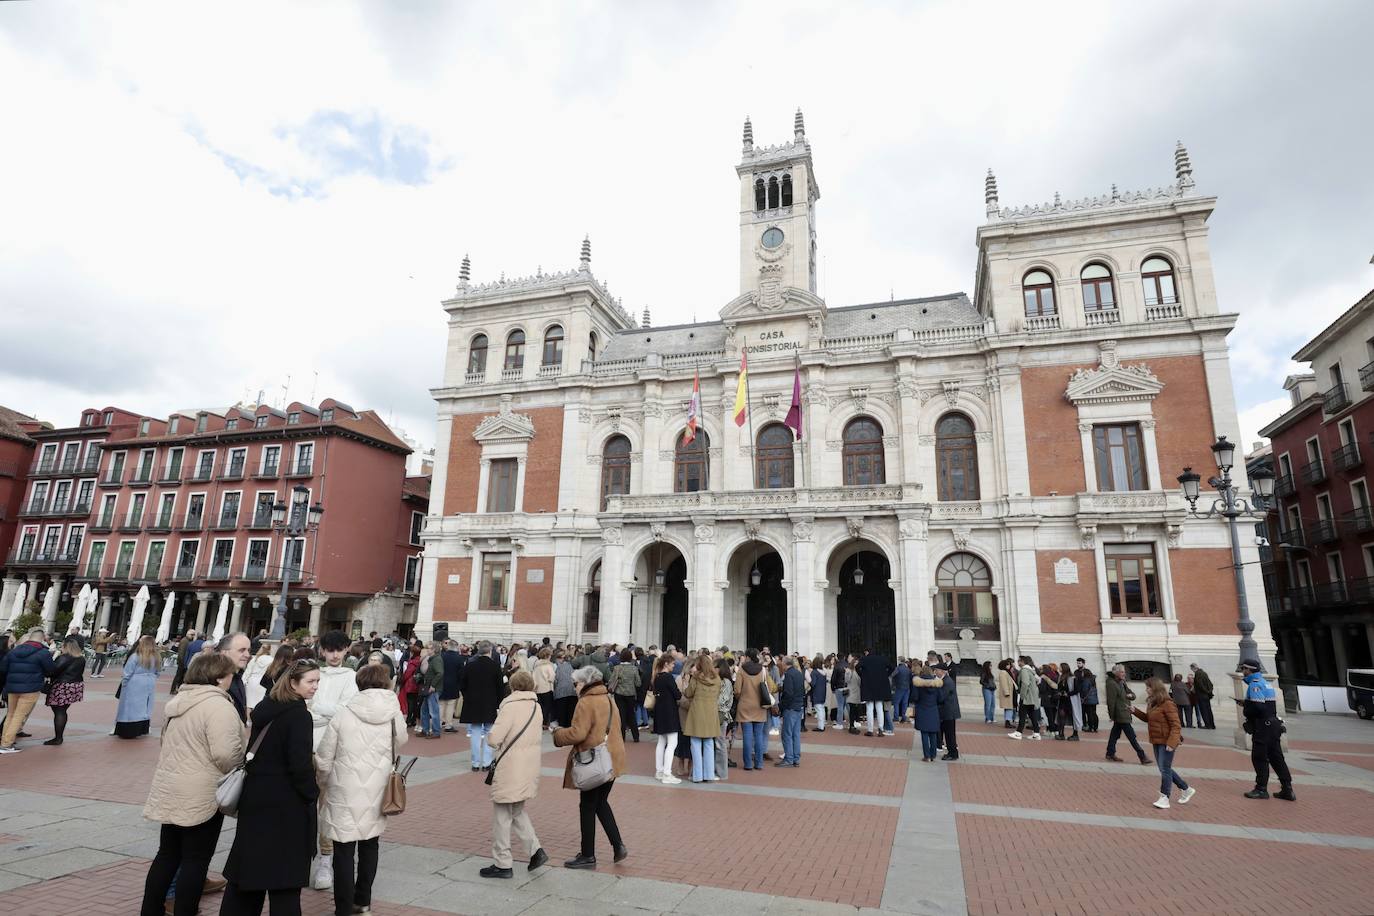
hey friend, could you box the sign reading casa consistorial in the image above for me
[415,111,1272,679]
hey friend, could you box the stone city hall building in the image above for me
[417,111,1271,676]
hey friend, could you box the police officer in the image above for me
[1239,658,1295,801]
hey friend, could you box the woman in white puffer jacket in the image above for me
[316,664,408,916]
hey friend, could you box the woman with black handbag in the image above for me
[480,669,546,879]
[219,658,320,916]
[550,665,627,870]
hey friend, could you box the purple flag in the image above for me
[784,364,803,440]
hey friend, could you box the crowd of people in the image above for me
[0,624,1301,912]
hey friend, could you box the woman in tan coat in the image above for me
[1132,677,1194,811]
[140,653,245,916]
[996,659,1017,728]
[481,670,547,879]
[551,666,627,870]
[681,653,721,783]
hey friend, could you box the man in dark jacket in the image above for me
[855,648,894,736]
[1241,659,1294,800]
[934,661,961,760]
[440,641,465,732]
[0,628,57,752]
[1190,663,1216,729]
[776,655,806,767]
[1104,664,1148,764]
[459,640,504,770]
[218,632,252,723]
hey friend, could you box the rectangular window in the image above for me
[64,525,84,559]
[107,451,126,482]
[1104,543,1161,617]
[255,415,267,429]
[410,511,424,546]
[51,480,71,512]
[294,443,313,474]
[75,479,94,512]
[17,527,37,560]
[144,541,166,579]
[480,554,511,609]
[98,493,117,527]
[176,540,199,577]
[261,445,281,474]
[219,492,241,526]
[1093,424,1148,491]
[210,539,234,576]
[282,537,305,581]
[196,414,207,432]
[405,555,421,592]
[487,459,518,512]
[165,447,184,479]
[115,540,136,578]
[245,539,270,579]
[226,419,238,430]
[1316,493,1333,520]
[86,541,107,578]
[253,491,275,526]
[321,408,334,422]
[186,493,206,526]
[156,493,176,527]
[126,493,146,526]
[139,418,150,436]
[195,450,216,480]
[227,448,247,476]
[1340,419,1357,447]
[41,525,62,557]
[288,411,300,425]
[1354,479,1370,510]
[169,417,180,434]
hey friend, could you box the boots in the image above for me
[1274,786,1297,802]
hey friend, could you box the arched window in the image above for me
[842,417,885,486]
[504,330,525,371]
[1080,263,1116,312]
[1022,269,1056,317]
[780,174,793,207]
[674,429,710,493]
[754,178,766,212]
[600,435,631,510]
[1141,257,1178,306]
[584,562,601,633]
[934,553,996,633]
[767,176,780,209]
[467,334,488,375]
[936,413,980,501]
[756,423,794,489]
[541,324,564,367]
[588,330,598,362]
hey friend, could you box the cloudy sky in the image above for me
[2,1,1371,454]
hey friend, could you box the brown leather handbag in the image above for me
[381,722,418,816]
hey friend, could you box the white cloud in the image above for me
[2,0,1373,453]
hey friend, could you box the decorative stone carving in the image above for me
[897,378,920,399]
[586,454,602,465]
[578,408,594,424]
[642,402,663,419]
[1099,340,1120,369]
[1166,523,1182,549]
[744,520,762,541]
[1141,418,1157,430]
[1054,557,1079,584]
[601,527,622,546]
[459,538,473,554]
[1121,524,1138,542]
[694,523,715,543]
[846,516,864,540]
[1077,422,1095,434]
[952,526,971,550]
[650,522,666,542]
[1065,343,1164,405]
[898,517,927,540]
[802,384,826,407]
[473,395,536,443]
[825,439,844,452]
[918,434,936,446]
[791,519,814,542]
[974,431,993,443]
[850,386,870,412]
[1079,524,1097,549]
[882,435,900,448]
[917,388,936,404]
[605,405,623,432]
[761,393,782,419]
[942,379,960,407]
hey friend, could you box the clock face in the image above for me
[761,227,784,249]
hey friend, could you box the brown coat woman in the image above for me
[1132,677,1193,809]
[551,668,628,868]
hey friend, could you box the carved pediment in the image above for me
[1065,363,1164,405]
[719,286,827,322]
[473,395,535,442]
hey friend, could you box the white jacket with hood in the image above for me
[309,663,360,751]
[316,688,409,842]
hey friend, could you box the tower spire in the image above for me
[984,168,999,217]
[742,115,753,151]
[579,235,591,271]
[458,253,471,289]
[642,305,651,328]
[794,107,805,140]
[1174,140,1194,191]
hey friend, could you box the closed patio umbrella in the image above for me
[40,583,60,631]
[127,585,151,645]
[155,591,176,644]
[67,584,92,635]
[209,592,229,642]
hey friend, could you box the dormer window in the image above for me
[195,414,207,432]
[226,419,238,430]
[169,417,180,434]
[255,416,268,429]
[287,412,300,425]
[103,411,113,425]
[139,419,150,436]
[321,408,334,422]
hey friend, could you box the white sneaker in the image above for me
[1178,787,1196,805]
[312,854,334,890]
[883,730,894,736]
[662,775,681,784]
[0,747,19,754]
[1008,731,1023,740]
[769,729,780,736]
[1029,733,1042,740]
[654,771,665,781]
[1152,795,1170,810]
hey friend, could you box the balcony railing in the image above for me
[20,498,48,516]
[1145,302,1184,320]
[1300,459,1327,485]
[241,564,268,582]
[172,563,198,582]
[1274,473,1296,498]
[136,561,165,583]
[218,461,246,481]
[1347,507,1374,534]
[147,512,175,532]
[205,563,232,580]
[129,467,155,486]
[1333,441,1362,471]
[254,462,280,479]
[189,464,215,483]
[537,363,562,378]
[98,470,125,487]
[1361,360,1374,393]
[1277,527,1306,549]
[76,456,101,476]
[179,514,204,531]
[464,370,486,385]
[247,512,274,529]
[1083,308,1121,327]
[1307,519,1339,544]
[500,367,523,382]
[119,515,144,533]
[72,501,91,516]
[1288,585,1316,610]
[1024,313,1060,332]
[214,513,239,530]
[83,558,105,579]
[90,514,115,533]
[286,461,313,477]
[1313,580,1350,606]
[5,548,80,567]
[111,562,133,581]
[1323,382,1351,415]
[158,467,183,485]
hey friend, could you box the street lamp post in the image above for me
[1176,435,1276,664]
[268,484,324,640]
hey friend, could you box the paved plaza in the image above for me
[1,679,1372,915]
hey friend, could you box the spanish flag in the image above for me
[733,349,748,427]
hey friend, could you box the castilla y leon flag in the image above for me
[784,361,803,440]
[684,369,701,443]
[733,349,749,427]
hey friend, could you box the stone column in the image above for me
[97,595,112,631]
[896,371,920,484]
[897,515,932,658]
[307,592,329,635]
[641,391,663,494]
[229,595,245,634]
[194,591,212,634]
[40,577,62,630]
[0,578,19,624]
[599,529,627,642]
[790,518,818,653]
[692,522,719,650]
[513,457,527,513]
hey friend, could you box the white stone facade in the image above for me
[417,120,1273,677]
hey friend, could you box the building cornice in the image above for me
[1292,287,1374,362]
[1257,396,1322,439]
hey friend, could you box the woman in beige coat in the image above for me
[681,653,721,783]
[140,653,246,916]
[316,663,409,915]
[481,670,547,879]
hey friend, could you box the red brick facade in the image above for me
[1171,547,1241,635]
[512,555,555,625]
[1037,549,1100,633]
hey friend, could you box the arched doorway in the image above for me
[661,556,688,650]
[746,551,787,653]
[836,550,896,660]
[631,541,688,649]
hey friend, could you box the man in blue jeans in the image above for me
[776,656,805,767]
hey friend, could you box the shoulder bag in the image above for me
[571,697,615,791]
[216,720,273,817]
[485,701,538,787]
[382,721,419,815]
[644,684,656,712]
[678,678,694,714]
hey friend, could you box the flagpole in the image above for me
[743,337,758,488]
[697,361,710,492]
[795,351,807,490]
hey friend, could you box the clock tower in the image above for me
[736,110,820,305]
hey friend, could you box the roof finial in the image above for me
[579,235,591,271]
[1175,140,1194,191]
[642,305,651,328]
[458,253,471,288]
[742,115,753,150]
[794,107,805,140]
[984,168,999,217]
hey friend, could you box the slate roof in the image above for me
[0,405,45,445]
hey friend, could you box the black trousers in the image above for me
[1107,721,1146,760]
[331,837,378,916]
[93,653,108,675]
[536,692,554,727]
[555,695,578,728]
[940,719,958,758]
[141,813,224,916]
[1083,704,1099,731]
[1251,724,1292,789]
[1179,705,1194,727]
[1042,701,1058,733]
[218,884,301,916]
[614,694,639,743]
[1016,704,1041,732]
[578,780,624,857]
[1195,697,1215,729]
